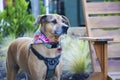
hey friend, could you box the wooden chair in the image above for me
[81,0,120,80]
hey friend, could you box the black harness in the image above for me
[29,43,61,79]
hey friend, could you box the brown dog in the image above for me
[6,14,69,80]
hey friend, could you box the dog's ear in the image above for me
[62,15,70,26]
[34,15,47,26]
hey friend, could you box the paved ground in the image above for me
[0,51,7,80]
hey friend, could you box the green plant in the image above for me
[0,0,36,42]
[61,35,91,74]
[40,0,46,14]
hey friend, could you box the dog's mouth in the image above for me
[53,26,69,36]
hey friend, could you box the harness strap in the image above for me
[29,44,45,60]
[44,55,61,79]
[29,44,61,79]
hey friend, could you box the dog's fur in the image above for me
[6,14,69,80]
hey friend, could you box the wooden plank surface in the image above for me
[86,2,120,14]
[79,37,113,42]
[108,72,120,80]
[87,16,120,28]
[108,43,120,58]
[93,59,120,72]
[82,0,120,79]
[90,29,120,43]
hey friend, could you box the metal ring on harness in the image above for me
[29,44,61,79]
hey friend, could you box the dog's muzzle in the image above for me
[62,25,69,34]
[54,25,69,36]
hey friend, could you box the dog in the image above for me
[6,14,70,80]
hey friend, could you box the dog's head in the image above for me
[34,14,70,37]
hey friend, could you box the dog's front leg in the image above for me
[56,62,62,80]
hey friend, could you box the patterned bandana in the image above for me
[33,30,62,52]
[33,31,51,44]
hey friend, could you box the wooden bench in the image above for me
[81,0,120,80]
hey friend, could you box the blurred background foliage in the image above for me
[0,0,46,53]
[0,0,46,43]
[0,0,34,42]
[40,0,46,14]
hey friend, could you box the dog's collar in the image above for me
[44,42,62,52]
[43,42,60,48]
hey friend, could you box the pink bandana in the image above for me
[34,31,51,44]
[33,31,62,52]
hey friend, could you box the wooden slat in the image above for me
[94,60,120,72]
[108,60,120,72]
[86,2,120,14]
[108,72,120,80]
[79,37,113,42]
[90,29,120,42]
[108,43,120,58]
[87,16,120,28]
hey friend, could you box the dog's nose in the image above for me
[62,26,69,34]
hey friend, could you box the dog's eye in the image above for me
[51,20,57,24]
[62,20,66,24]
